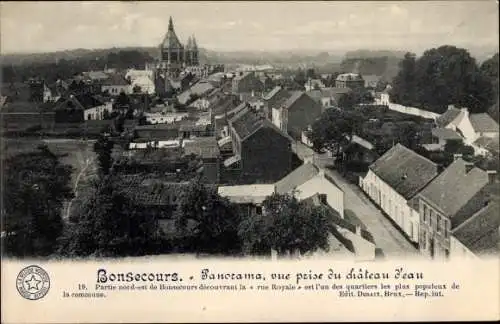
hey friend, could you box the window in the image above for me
[436,215,442,233]
[423,204,428,223]
[421,231,427,250]
[256,206,263,215]
[444,219,449,238]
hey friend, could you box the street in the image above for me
[293,141,420,258]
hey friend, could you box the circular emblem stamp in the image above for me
[16,265,50,300]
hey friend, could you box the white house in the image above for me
[360,144,439,244]
[275,162,344,217]
[144,112,188,125]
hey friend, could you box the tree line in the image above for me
[2,50,155,84]
[390,46,498,116]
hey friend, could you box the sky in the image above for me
[1,1,498,55]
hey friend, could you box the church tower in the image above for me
[159,17,184,77]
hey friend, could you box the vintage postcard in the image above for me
[1,0,499,322]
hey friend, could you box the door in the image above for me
[430,238,435,258]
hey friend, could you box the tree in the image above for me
[174,181,241,254]
[133,84,142,93]
[309,109,364,158]
[481,53,499,121]
[93,135,113,176]
[60,176,160,257]
[3,145,74,257]
[238,193,332,256]
[391,46,495,114]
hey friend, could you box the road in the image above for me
[293,141,419,258]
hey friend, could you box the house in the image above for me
[101,74,132,95]
[144,112,188,125]
[272,91,323,139]
[231,72,264,96]
[178,120,211,138]
[335,73,365,90]
[262,86,290,120]
[343,135,379,166]
[131,75,155,94]
[275,162,344,216]
[218,184,275,217]
[223,108,293,184]
[214,102,249,139]
[360,144,439,244]
[416,157,495,259]
[450,200,499,259]
[183,137,221,183]
[304,78,326,92]
[302,194,376,261]
[306,87,352,110]
[429,127,463,148]
[54,93,112,122]
[436,106,499,144]
[473,136,500,157]
[363,75,382,89]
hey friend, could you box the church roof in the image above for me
[161,17,183,49]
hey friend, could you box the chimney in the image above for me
[486,170,497,184]
[465,162,474,173]
[448,104,455,110]
[460,107,469,118]
[355,225,362,236]
[453,153,462,161]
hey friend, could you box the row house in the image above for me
[223,108,293,184]
[231,72,265,98]
[271,91,323,140]
[262,86,290,120]
[54,93,112,122]
[416,157,497,259]
[360,144,439,244]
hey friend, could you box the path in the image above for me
[63,157,92,220]
[293,141,419,258]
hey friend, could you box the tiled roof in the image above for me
[436,107,461,127]
[470,113,499,133]
[431,128,463,140]
[56,93,105,110]
[452,201,500,255]
[282,91,304,110]
[183,137,220,159]
[177,81,215,105]
[102,74,130,86]
[135,123,179,131]
[474,136,500,155]
[82,71,110,81]
[369,144,439,200]
[263,86,283,100]
[275,163,319,194]
[230,109,264,140]
[418,159,490,217]
[115,175,189,206]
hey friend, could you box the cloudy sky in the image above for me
[1,1,498,54]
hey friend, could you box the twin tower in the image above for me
[159,16,199,74]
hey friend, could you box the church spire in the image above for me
[192,34,198,50]
[168,16,174,31]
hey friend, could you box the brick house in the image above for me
[223,108,293,184]
[272,91,323,140]
[416,158,494,259]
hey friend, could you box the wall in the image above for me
[287,94,322,140]
[336,227,376,261]
[102,85,132,95]
[418,198,451,259]
[84,104,112,121]
[240,127,292,184]
[449,236,478,259]
[374,98,441,120]
[361,170,419,243]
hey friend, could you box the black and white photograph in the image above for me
[1,1,498,263]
